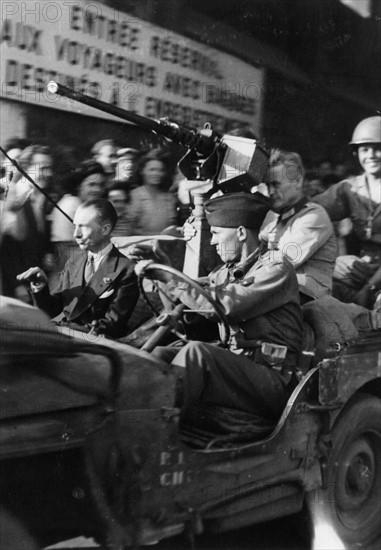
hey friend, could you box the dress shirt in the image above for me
[87,242,113,273]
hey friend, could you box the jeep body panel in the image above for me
[1,306,380,547]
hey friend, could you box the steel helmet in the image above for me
[349,116,381,146]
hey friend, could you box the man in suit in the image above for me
[17,199,139,338]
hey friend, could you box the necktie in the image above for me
[84,255,95,283]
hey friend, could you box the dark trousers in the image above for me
[153,341,289,419]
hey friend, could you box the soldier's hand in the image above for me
[125,243,156,261]
[182,220,197,241]
[351,260,378,285]
[126,242,170,266]
[17,267,48,292]
[134,260,172,283]
[134,259,155,278]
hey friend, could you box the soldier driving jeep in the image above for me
[128,192,303,420]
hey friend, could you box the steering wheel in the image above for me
[137,262,230,349]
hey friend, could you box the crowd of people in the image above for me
[1,116,380,315]
[0,138,183,300]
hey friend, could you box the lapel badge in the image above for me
[103,277,112,284]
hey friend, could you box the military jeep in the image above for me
[1,265,380,549]
[1,84,380,549]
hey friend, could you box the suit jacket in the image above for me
[33,245,139,338]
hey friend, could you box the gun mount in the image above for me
[47,81,269,191]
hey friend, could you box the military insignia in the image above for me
[103,277,112,284]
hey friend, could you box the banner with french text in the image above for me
[0,1,264,133]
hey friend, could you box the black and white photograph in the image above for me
[1,1,380,549]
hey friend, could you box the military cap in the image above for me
[204,192,270,229]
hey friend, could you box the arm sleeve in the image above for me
[312,181,351,221]
[32,270,67,318]
[166,259,295,325]
[278,207,335,268]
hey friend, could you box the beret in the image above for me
[204,192,270,229]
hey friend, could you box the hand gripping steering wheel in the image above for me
[136,262,230,349]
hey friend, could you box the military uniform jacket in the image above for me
[313,174,381,262]
[33,245,139,338]
[260,201,337,299]
[167,249,303,367]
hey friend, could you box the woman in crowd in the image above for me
[126,149,179,235]
[314,115,381,308]
[50,160,106,283]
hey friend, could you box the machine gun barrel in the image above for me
[47,81,220,157]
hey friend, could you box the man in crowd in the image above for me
[17,199,139,339]
[131,193,303,419]
[260,149,337,303]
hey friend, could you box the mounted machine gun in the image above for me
[47,81,268,191]
[47,81,269,276]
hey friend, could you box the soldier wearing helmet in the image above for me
[314,116,381,308]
